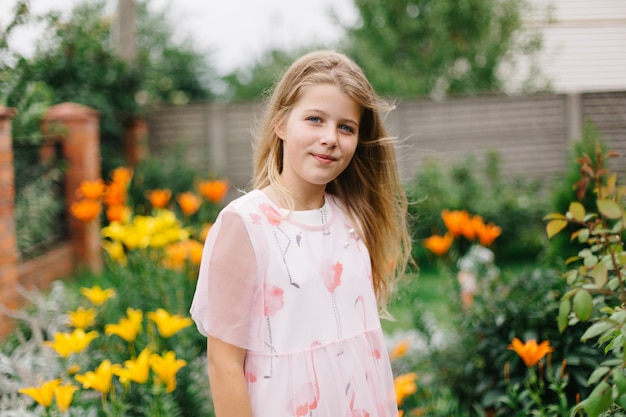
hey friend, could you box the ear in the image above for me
[274,118,286,140]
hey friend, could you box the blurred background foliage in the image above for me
[1,0,548,158]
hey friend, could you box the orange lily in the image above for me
[389,339,410,360]
[106,204,128,223]
[461,214,485,241]
[423,233,453,256]
[198,179,229,203]
[177,192,202,216]
[508,337,554,367]
[104,182,127,207]
[476,221,502,246]
[110,167,133,186]
[147,188,172,209]
[70,199,101,222]
[187,239,204,265]
[441,209,471,238]
[76,179,105,200]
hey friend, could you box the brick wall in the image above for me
[0,103,105,338]
[0,106,19,336]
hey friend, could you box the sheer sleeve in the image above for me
[190,210,264,350]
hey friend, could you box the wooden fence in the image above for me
[148,91,626,190]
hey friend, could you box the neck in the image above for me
[263,185,325,211]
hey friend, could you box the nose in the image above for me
[320,127,338,147]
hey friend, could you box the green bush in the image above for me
[543,122,609,266]
[413,265,602,415]
[406,151,550,266]
[128,147,203,216]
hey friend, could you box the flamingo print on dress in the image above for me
[344,381,371,417]
[323,260,344,354]
[263,282,284,378]
[343,224,360,251]
[354,295,382,359]
[258,203,300,288]
[287,342,322,416]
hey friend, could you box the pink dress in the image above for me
[190,190,398,417]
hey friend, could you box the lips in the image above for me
[312,153,337,164]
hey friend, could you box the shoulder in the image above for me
[217,189,279,231]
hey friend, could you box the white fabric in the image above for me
[191,190,398,417]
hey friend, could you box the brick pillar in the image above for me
[42,103,103,273]
[124,117,148,166]
[0,106,18,336]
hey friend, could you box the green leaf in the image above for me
[597,199,623,219]
[616,370,626,394]
[569,202,586,222]
[546,219,568,238]
[591,262,608,288]
[612,310,626,324]
[558,299,571,333]
[544,212,567,220]
[573,290,593,322]
[572,228,590,243]
[581,321,613,342]
[583,381,613,417]
[587,366,611,385]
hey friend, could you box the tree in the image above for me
[342,0,543,98]
[4,0,215,172]
[219,47,315,102]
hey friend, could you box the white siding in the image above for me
[508,0,626,93]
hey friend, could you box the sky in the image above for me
[0,0,359,74]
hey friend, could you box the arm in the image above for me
[207,335,253,417]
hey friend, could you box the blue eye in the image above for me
[339,125,354,133]
[308,116,321,123]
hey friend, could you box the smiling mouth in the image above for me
[312,153,336,163]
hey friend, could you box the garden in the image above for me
[2,1,626,415]
[2,121,626,416]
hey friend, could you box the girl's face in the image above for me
[275,83,360,198]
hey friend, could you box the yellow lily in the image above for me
[150,351,186,393]
[80,285,116,306]
[54,382,78,412]
[44,329,99,358]
[68,306,97,329]
[103,239,128,266]
[105,308,143,343]
[147,308,193,338]
[113,347,152,385]
[18,379,60,408]
[75,359,114,394]
[394,372,418,406]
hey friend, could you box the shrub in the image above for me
[406,151,550,267]
[546,139,626,417]
[407,264,601,416]
[543,122,609,266]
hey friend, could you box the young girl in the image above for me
[190,50,412,417]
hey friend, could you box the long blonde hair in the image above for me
[253,50,412,309]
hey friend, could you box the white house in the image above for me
[507,0,626,93]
